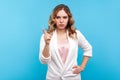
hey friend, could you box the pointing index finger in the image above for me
[43,29,47,34]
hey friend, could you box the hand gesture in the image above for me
[43,29,52,45]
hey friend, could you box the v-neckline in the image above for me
[55,30,70,66]
[57,38,69,64]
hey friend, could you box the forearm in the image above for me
[72,56,90,74]
[80,56,90,68]
[42,44,50,58]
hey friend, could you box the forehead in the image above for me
[56,10,68,16]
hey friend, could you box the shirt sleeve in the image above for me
[76,30,92,57]
[39,34,51,64]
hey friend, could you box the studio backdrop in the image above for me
[0,0,120,80]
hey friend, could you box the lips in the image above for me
[59,24,64,26]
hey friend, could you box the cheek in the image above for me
[65,19,69,24]
[55,20,59,24]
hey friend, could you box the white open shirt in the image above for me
[39,30,92,80]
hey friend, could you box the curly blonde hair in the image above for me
[48,4,77,39]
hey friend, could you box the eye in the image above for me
[56,16,60,19]
[63,16,68,19]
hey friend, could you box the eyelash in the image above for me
[63,17,67,19]
[56,16,68,19]
[56,16,60,19]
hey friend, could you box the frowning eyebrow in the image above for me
[55,16,68,19]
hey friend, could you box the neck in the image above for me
[56,29,67,35]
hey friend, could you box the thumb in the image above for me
[72,65,78,69]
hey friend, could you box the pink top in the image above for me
[58,39,69,64]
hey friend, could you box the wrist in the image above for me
[80,65,85,69]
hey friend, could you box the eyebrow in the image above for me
[56,16,68,18]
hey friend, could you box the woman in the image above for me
[39,4,92,80]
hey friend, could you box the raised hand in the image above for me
[43,29,52,45]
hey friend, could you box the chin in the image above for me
[58,27,66,30]
[58,26,66,30]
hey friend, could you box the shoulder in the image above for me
[75,29,86,40]
[75,30,83,36]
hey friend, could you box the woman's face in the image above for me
[55,10,69,30]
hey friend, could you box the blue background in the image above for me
[0,0,120,80]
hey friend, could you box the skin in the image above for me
[42,9,90,74]
[55,9,69,52]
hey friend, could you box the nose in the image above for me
[60,18,64,23]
